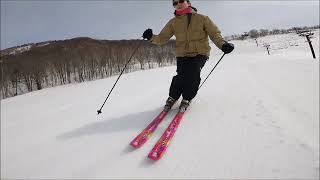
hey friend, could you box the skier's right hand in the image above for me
[143,29,153,40]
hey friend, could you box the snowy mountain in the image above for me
[1,31,319,179]
[0,41,52,56]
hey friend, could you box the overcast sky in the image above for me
[1,0,319,49]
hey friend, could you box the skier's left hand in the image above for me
[222,42,234,54]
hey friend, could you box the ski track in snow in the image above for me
[1,31,319,179]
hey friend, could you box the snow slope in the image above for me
[1,32,319,179]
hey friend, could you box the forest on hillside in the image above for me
[0,39,175,99]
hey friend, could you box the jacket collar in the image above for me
[174,7,197,16]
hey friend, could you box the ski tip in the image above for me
[130,141,140,148]
[148,156,160,161]
[147,152,162,161]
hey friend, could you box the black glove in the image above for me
[143,29,153,40]
[221,42,234,54]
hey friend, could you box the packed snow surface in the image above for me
[1,31,319,179]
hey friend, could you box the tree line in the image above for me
[226,25,320,40]
[1,25,318,99]
[0,38,175,99]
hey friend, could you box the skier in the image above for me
[142,0,234,112]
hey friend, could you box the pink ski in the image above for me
[130,111,168,148]
[148,111,185,160]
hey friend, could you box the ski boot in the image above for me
[179,99,190,112]
[163,96,177,112]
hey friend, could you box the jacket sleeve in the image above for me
[204,16,226,50]
[150,19,174,46]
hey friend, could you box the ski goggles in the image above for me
[173,0,186,6]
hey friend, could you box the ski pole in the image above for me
[97,39,145,115]
[199,53,226,89]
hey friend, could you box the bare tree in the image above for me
[259,29,269,37]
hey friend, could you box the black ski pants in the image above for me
[169,54,208,101]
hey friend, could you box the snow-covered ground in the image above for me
[1,31,319,179]
[8,44,32,55]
